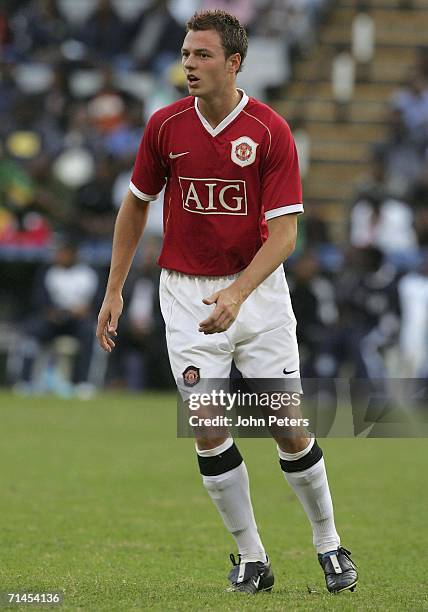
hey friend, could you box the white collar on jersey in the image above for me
[194,88,249,137]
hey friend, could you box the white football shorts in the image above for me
[159,266,300,388]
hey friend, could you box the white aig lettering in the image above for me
[180,177,247,215]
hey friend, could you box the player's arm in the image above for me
[199,213,297,334]
[96,189,150,352]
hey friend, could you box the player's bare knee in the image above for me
[276,436,311,454]
[195,436,229,451]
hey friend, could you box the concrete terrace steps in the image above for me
[292,44,418,74]
[310,140,372,162]
[294,57,413,85]
[331,6,428,24]
[299,122,387,141]
[303,179,363,204]
[304,164,370,198]
[284,81,398,102]
[279,98,387,122]
[308,161,371,181]
[320,26,428,46]
[270,0,424,237]
[302,200,353,224]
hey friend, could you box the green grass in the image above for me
[0,391,427,611]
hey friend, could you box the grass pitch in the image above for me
[0,391,427,611]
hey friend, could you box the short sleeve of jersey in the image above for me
[262,117,303,220]
[130,114,166,201]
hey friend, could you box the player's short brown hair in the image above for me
[186,10,248,73]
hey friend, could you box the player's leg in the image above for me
[277,438,340,551]
[159,270,271,592]
[275,408,357,591]
[235,266,357,592]
[18,318,57,385]
[197,439,265,545]
[196,436,273,593]
[236,321,341,552]
[238,326,357,591]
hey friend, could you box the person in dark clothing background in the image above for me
[17,240,99,389]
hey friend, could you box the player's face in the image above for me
[181,29,239,99]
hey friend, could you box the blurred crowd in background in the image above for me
[0,0,427,397]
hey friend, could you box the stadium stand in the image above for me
[0,0,427,392]
[273,0,428,241]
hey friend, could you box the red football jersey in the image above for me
[130,90,303,276]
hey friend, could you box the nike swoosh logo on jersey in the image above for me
[169,151,190,159]
[283,368,297,375]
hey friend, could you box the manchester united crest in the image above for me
[231,136,258,167]
[183,365,200,387]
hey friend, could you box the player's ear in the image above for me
[228,53,241,75]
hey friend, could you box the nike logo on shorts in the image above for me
[283,368,298,375]
[169,151,190,159]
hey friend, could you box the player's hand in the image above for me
[199,286,242,334]
[96,293,123,352]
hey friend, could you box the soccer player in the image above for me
[96,10,358,595]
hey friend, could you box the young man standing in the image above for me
[96,10,357,595]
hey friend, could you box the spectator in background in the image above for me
[415,45,428,80]
[112,236,171,390]
[16,239,100,390]
[0,3,14,59]
[354,145,387,201]
[27,153,74,231]
[42,62,73,133]
[78,0,136,68]
[0,63,19,119]
[131,0,185,73]
[372,107,425,199]
[2,91,64,158]
[289,251,338,376]
[87,66,128,137]
[61,101,101,155]
[0,131,52,248]
[256,0,318,60]
[102,99,143,162]
[71,156,117,243]
[49,103,98,201]
[391,70,428,143]
[350,185,418,262]
[321,247,401,379]
[12,0,71,61]
[302,209,331,247]
[398,251,428,377]
[290,116,311,180]
[409,162,428,248]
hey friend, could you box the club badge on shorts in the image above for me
[230,136,258,167]
[183,365,200,387]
